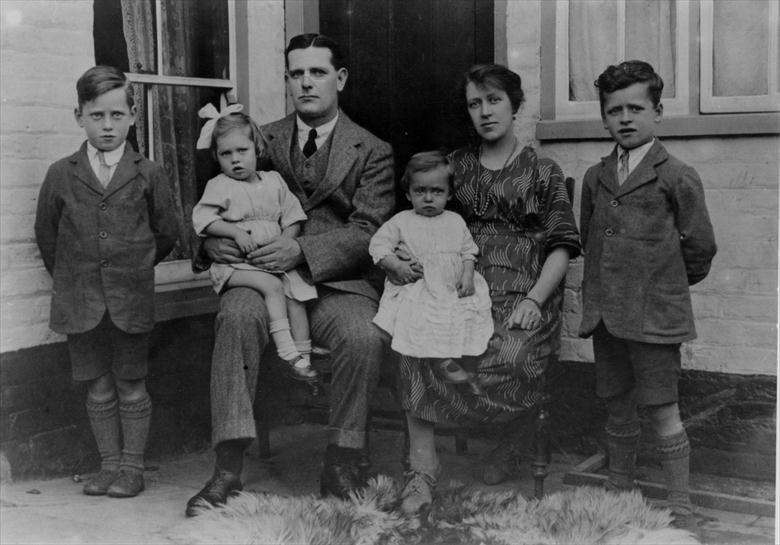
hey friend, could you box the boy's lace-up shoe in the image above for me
[400,468,438,515]
[83,469,120,496]
[106,470,145,498]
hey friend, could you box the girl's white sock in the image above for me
[269,319,300,361]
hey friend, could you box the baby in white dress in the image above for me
[192,106,317,384]
[369,151,493,392]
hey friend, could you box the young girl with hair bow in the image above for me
[192,104,319,384]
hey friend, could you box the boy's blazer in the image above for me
[578,140,717,343]
[260,111,395,300]
[35,143,179,334]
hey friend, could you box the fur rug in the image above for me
[169,476,699,545]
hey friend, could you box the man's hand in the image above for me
[247,236,304,271]
[203,236,245,264]
[380,255,424,286]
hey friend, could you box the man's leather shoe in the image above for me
[185,469,242,517]
[320,461,365,499]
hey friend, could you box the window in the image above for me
[544,0,780,128]
[94,0,237,288]
[700,0,780,113]
[554,0,689,119]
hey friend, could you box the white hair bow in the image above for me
[196,103,244,149]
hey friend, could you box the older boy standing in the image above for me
[35,65,178,498]
[579,61,717,532]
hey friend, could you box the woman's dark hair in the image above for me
[594,60,664,112]
[458,64,525,114]
[285,33,347,70]
[210,112,265,160]
[400,150,453,193]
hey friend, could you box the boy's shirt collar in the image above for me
[296,113,339,151]
[617,138,655,177]
[86,141,126,167]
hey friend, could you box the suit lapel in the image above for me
[596,147,619,195]
[306,112,360,210]
[615,140,667,197]
[103,147,143,197]
[263,114,305,196]
[71,143,105,196]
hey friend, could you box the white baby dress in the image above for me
[192,171,316,301]
[369,209,493,358]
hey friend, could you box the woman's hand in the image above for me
[381,255,423,285]
[505,297,543,330]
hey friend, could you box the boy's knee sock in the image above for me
[86,396,121,471]
[269,319,300,361]
[119,395,152,474]
[605,417,640,489]
[215,439,252,476]
[657,429,691,506]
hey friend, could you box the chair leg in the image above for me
[532,392,551,499]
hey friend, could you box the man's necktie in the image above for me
[617,150,629,185]
[97,151,112,187]
[303,128,318,158]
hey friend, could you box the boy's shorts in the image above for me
[67,313,150,382]
[592,321,680,406]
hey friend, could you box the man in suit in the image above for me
[186,34,397,516]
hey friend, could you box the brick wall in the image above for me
[0,1,95,352]
[505,1,779,376]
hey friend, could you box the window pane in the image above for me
[625,0,676,97]
[569,0,617,101]
[138,86,224,260]
[712,0,768,96]
[160,0,230,79]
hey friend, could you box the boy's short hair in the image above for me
[285,33,347,71]
[459,64,525,114]
[76,65,134,110]
[594,60,664,111]
[210,111,266,160]
[400,150,453,193]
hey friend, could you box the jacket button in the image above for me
[610,199,619,207]
[99,202,108,211]
[99,231,108,239]
[605,227,615,237]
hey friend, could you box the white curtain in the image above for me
[568,0,676,101]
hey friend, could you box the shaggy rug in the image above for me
[169,476,699,545]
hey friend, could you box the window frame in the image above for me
[553,0,690,120]
[699,0,780,114]
[122,0,238,292]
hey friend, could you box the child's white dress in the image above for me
[369,209,493,358]
[192,171,316,301]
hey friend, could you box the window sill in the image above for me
[536,113,780,141]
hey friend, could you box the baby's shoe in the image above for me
[435,359,470,383]
[285,354,319,383]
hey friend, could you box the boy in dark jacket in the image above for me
[579,60,716,532]
[35,66,178,498]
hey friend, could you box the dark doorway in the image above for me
[319,0,494,184]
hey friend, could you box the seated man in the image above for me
[186,33,399,515]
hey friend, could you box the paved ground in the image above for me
[0,423,775,544]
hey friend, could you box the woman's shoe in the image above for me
[399,468,438,515]
[284,355,319,383]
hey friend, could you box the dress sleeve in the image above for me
[369,214,402,264]
[539,159,581,259]
[269,171,307,229]
[456,214,479,261]
[191,176,230,236]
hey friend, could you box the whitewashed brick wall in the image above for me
[506,1,779,375]
[1,1,95,352]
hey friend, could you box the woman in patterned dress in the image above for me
[396,64,581,514]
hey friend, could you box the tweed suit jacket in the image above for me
[35,142,179,334]
[260,111,395,300]
[578,140,717,344]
